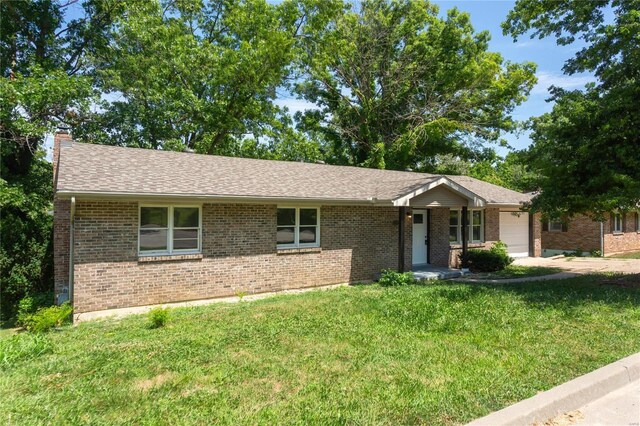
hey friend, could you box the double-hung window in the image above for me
[139,206,201,255]
[277,207,319,248]
[549,220,563,232]
[613,213,623,233]
[449,209,484,244]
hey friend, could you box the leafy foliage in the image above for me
[148,307,170,329]
[0,0,117,323]
[378,269,418,287]
[20,302,73,333]
[461,241,513,272]
[15,293,55,328]
[503,0,640,217]
[296,0,536,169]
[75,0,342,157]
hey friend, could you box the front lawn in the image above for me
[609,251,640,259]
[2,277,640,425]
[471,265,563,280]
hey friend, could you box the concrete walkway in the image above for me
[457,272,578,284]
[514,256,640,275]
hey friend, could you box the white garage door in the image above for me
[499,212,530,257]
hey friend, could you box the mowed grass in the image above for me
[2,276,640,425]
[609,251,640,259]
[471,265,563,280]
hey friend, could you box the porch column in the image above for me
[398,207,406,272]
[461,205,468,268]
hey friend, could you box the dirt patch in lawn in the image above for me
[134,372,176,392]
[599,273,640,288]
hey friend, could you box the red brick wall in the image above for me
[603,212,640,255]
[541,213,640,255]
[53,132,73,303]
[65,201,412,313]
[53,198,70,302]
[541,214,601,253]
[532,213,542,257]
[429,208,450,267]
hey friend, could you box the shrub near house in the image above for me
[461,241,514,272]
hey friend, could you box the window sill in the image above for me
[613,232,624,236]
[277,247,322,255]
[450,243,485,249]
[138,253,203,262]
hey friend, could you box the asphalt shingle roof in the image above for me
[55,142,530,205]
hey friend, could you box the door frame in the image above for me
[412,209,430,266]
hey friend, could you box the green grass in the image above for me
[609,251,640,259]
[472,265,564,280]
[2,276,640,425]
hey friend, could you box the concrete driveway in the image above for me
[514,256,640,274]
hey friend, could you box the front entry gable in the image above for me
[393,177,486,208]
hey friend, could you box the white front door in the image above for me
[412,210,428,266]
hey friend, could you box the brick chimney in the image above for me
[53,129,72,190]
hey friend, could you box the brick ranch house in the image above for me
[53,133,542,315]
[542,213,640,257]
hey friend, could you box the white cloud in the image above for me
[515,40,536,48]
[532,71,595,95]
[274,98,319,115]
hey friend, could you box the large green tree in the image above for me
[0,0,118,322]
[294,0,537,170]
[75,0,342,157]
[503,0,640,218]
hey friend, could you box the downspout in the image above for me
[69,197,76,305]
[600,221,604,256]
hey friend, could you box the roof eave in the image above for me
[54,190,395,206]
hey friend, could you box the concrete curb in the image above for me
[456,272,579,284]
[466,352,640,426]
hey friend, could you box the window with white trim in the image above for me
[613,213,623,233]
[549,220,563,232]
[139,206,201,255]
[449,209,484,244]
[277,207,319,248]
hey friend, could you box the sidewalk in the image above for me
[467,353,640,426]
[573,379,639,426]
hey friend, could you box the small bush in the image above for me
[22,303,73,333]
[16,293,55,328]
[590,249,602,257]
[461,241,514,272]
[0,333,53,369]
[378,269,418,287]
[148,307,170,328]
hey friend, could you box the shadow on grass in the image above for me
[446,273,640,310]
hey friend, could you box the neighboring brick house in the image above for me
[53,133,541,315]
[542,213,640,256]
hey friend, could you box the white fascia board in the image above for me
[54,190,395,206]
[392,177,486,207]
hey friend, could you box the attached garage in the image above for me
[499,212,530,257]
